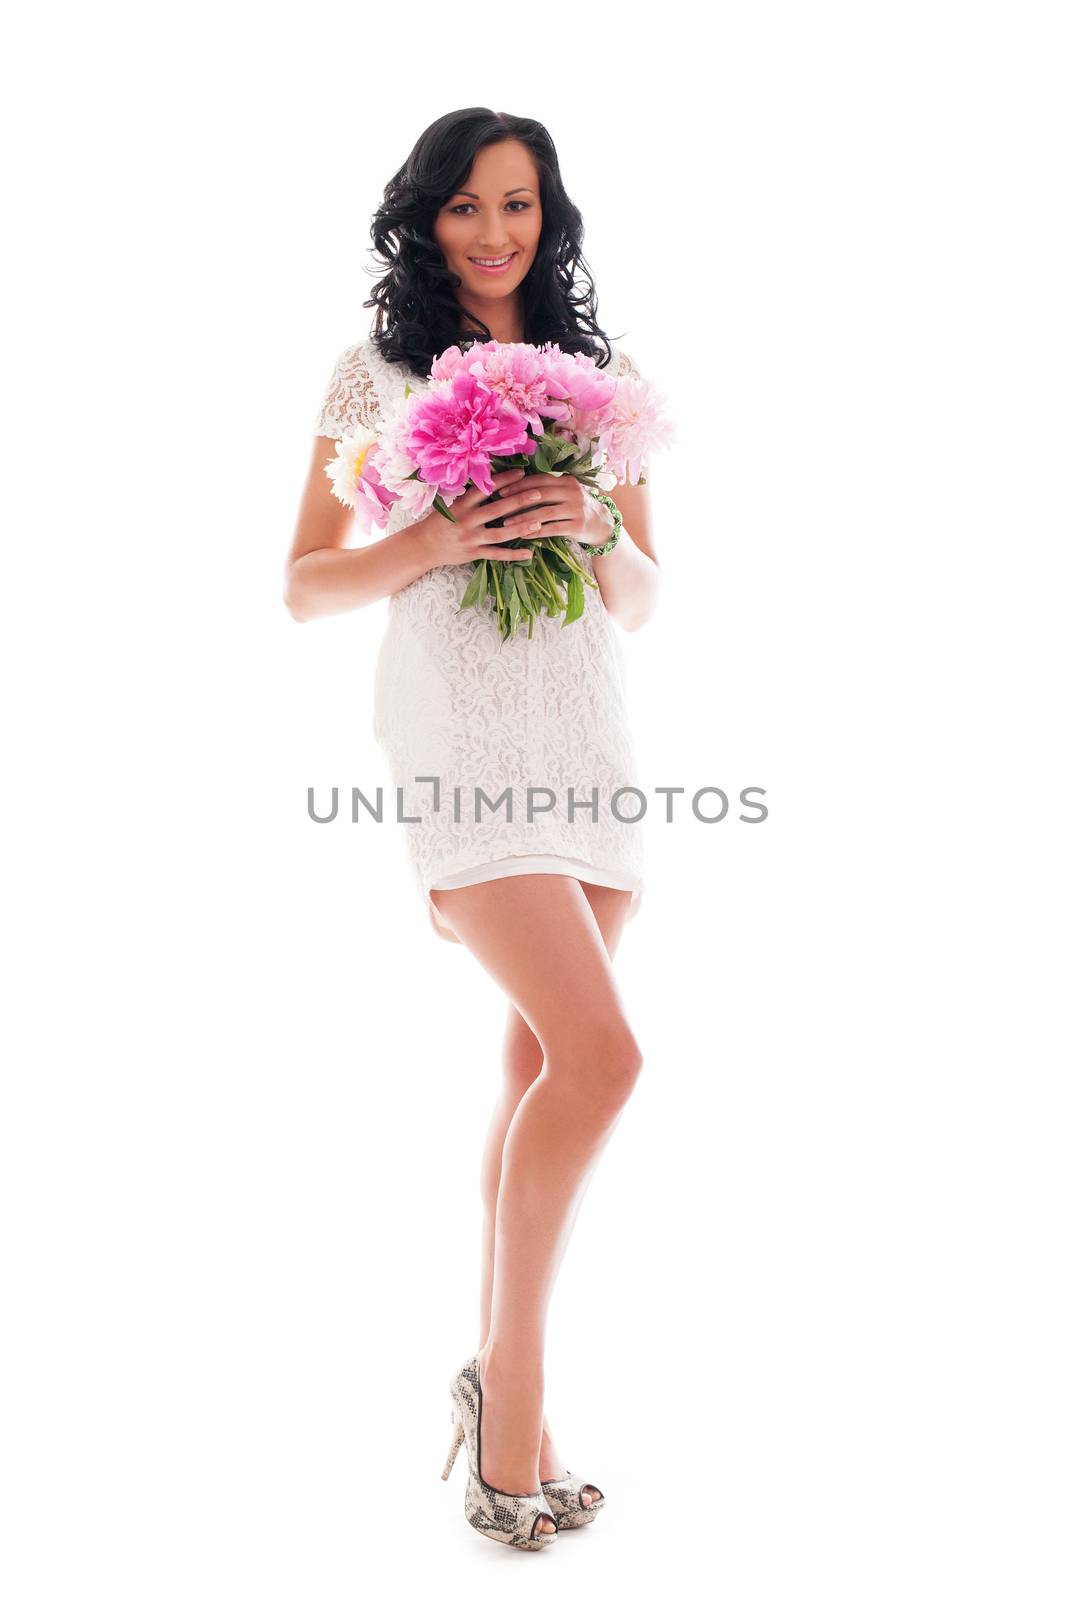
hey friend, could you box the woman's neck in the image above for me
[458,297,525,346]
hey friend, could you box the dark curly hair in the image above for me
[362,108,625,379]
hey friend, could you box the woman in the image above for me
[285,108,662,1551]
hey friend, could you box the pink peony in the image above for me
[402,369,535,496]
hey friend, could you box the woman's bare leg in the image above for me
[477,1004,544,1350]
[476,883,630,1497]
[430,874,642,1514]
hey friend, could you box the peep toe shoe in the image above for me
[540,1470,606,1529]
[442,1353,559,1550]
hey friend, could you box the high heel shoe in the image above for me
[442,1353,559,1551]
[540,1470,606,1529]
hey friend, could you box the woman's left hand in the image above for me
[492,473,614,545]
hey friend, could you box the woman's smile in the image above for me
[468,252,518,275]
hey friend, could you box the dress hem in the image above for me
[424,854,643,942]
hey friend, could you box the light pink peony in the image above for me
[459,342,571,433]
[587,373,676,487]
[373,415,442,523]
[429,340,503,383]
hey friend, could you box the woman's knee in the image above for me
[546,1015,643,1104]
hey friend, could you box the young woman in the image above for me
[285,108,661,1551]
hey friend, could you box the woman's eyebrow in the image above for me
[452,187,536,199]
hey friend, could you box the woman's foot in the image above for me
[539,1415,603,1509]
[477,1345,557,1538]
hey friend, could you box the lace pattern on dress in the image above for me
[312,343,386,438]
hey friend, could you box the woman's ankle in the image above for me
[479,1337,544,1393]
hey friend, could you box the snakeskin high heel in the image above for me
[442,1353,559,1550]
[540,1470,606,1529]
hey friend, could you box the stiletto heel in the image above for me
[441,1416,465,1481]
[444,1353,558,1550]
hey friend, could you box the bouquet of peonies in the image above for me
[323,339,673,641]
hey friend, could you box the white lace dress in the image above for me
[312,335,647,944]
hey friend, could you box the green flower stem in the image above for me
[466,532,601,638]
[545,536,590,580]
[537,544,563,588]
[535,546,565,597]
[519,556,557,604]
[490,560,505,633]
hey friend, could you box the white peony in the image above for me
[323,427,377,509]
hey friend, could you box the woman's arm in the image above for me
[283,436,438,622]
[588,473,661,632]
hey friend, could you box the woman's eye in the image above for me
[449,201,530,215]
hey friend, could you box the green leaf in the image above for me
[433,492,459,524]
[512,564,534,613]
[459,562,484,609]
[501,567,522,633]
[562,570,586,627]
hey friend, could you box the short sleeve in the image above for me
[614,346,643,381]
[312,341,381,438]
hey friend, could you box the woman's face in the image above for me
[433,138,542,312]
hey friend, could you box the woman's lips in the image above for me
[469,253,517,275]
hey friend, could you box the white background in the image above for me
[3,3,1064,1595]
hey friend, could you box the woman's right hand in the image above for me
[415,467,543,568]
